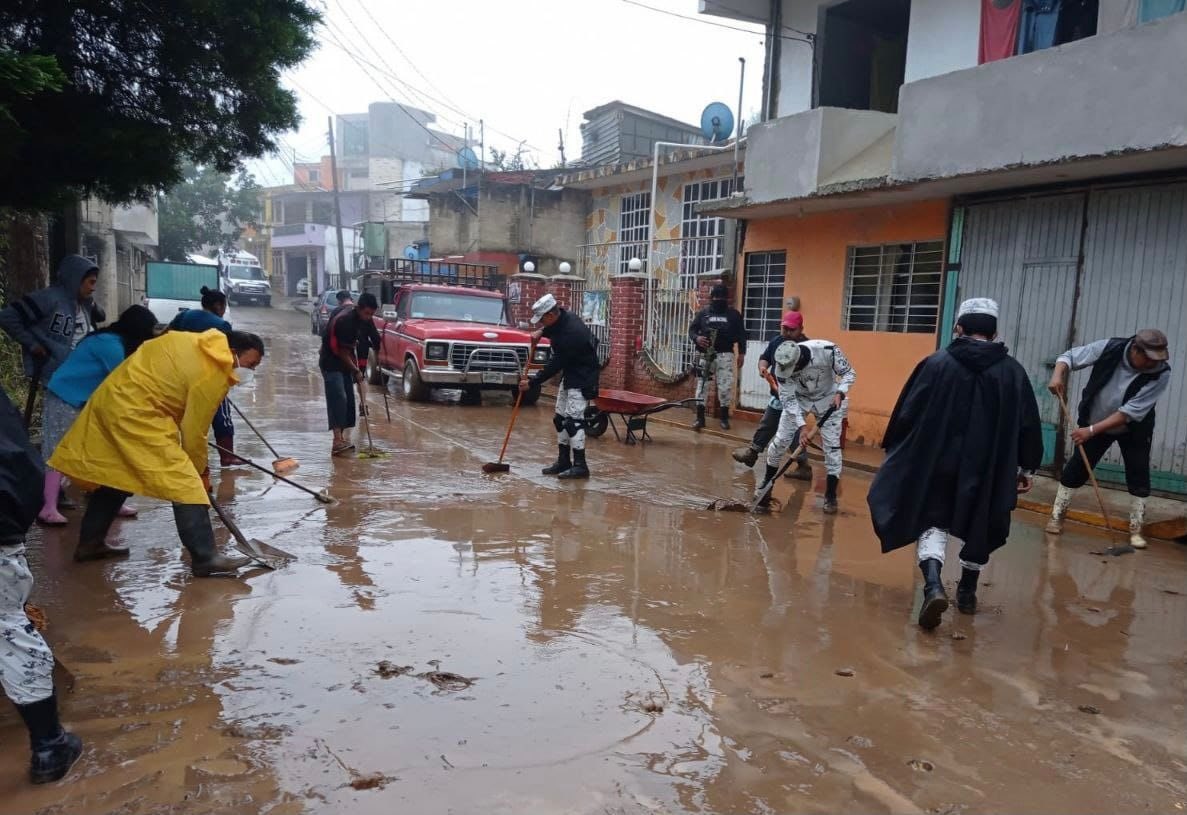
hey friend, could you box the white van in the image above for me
[219,249,271,307]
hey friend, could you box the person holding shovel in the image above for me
[0,384,83,784]
[754,329,855,514]
[688,283,747,430]
[867,298,1044,630]
[49,329,264,577]
[520,293,599,480]
[1044,329,1171,549]
[732,310,812,481]
[319,292,378,456]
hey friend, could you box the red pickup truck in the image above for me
[370,277,548,406]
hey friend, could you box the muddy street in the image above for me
[2,304,1185,815]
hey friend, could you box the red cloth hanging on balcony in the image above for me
[980,0,1023,63]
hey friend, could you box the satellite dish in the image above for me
[456,146,480,170]
[403,245,418,260]
[700,102,735,144]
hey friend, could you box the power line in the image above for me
[620,0,814,45]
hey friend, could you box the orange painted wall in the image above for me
[743,199,950,447]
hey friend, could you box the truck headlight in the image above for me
[425,342,448,361]
[532,347,550,364]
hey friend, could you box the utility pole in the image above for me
[478,119,484,243]
[558,127,566,168]
[327,116,348,291]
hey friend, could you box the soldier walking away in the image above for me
[1045,329,1171,549]
[0,385,83,784]
[521,294,600,480]
[732,310,811,481]
[688,284,747,430]
[49,330,265,577]
[867,299,1043,630]
[753,330,856,514]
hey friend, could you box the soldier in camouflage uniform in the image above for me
[688,284,747,430]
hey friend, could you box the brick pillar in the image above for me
[607,273,646,391]
[509,272,547,326]
[547,274,585,312]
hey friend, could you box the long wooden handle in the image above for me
[208,442,333,503]
[494,339,538,465]
[1054,390,1119,537]
[208,496,250,548]
[227,398,282,459]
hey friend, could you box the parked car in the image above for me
[296,277,310,296]
[372,280,548,406]
[310,289,361,335]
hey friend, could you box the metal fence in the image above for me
[578,236,725,377]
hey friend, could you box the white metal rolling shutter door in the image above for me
[960,194,1084,468]
[1074,183,1187,494]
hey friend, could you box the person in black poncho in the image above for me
[867,298,1044,631]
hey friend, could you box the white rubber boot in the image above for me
[1045,485,1074,534]
[1129,497,1148,550]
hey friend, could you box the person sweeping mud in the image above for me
[319,293,378,456]
[1044,329,1171,549]
[868,299,1043,630]
[688,283,747,430]
[753,324,855,514]
[38,304,160,525]
[49,329,265,577]
[0,384,83,784]
[168,286,242,466]
[732,310,812,481]
[521,293,599,480]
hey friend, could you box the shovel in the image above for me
[208,496,295,570]
[227,398,299,473]
[209,442,334,503]
[483,339,538,474]
[1053,390,1129,549]
[711,404,839,513]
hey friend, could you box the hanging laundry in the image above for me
[1098,0,1139,32]
[1139,0,1185,22]
[980,0,1023,63]
[1018,0,1063,53]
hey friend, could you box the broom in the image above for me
[227,398,298,473]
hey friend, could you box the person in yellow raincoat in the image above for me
[49,328,265,577]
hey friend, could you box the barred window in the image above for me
[742,251,787,339]
[618,192,650,275]
[842,241,943,333]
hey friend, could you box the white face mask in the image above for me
[232,356,256,388]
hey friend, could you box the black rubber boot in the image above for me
[692,405,706,430]
[731,445,759,466]
[75,487,131,562]
[558,449,589,480]
[719,406,730,430]
[15,695,83,784]
[755,464,779,509]
[216,435,244,467]
[823,475,839,514]
[174,504,249,577]
[956,567,979,615]
[917,558,949,631]
[541,444,571,476]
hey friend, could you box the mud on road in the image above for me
[2,304,1185,814]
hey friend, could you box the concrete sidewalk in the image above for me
[650,408,1187,541]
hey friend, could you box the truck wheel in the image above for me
[402,359,429,402]
[368,351,387,386]
[585,409,609,438]
[263,297,271,307]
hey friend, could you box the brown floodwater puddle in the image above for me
[2,306,1184,814]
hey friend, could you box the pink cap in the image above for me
[781,311,803,330]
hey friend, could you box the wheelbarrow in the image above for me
[585,389,699,445]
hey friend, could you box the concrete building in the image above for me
[698,0,1187,494]
[580,101,706,167]
[405,169,587,280]
[79,198,158,320]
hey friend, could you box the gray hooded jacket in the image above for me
[0,255,104,377]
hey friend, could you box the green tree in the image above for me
[0,0,319,210]
[157,164,261,261]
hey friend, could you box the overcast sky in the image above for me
[247,0,767,186]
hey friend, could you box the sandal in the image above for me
[332,443,356,457]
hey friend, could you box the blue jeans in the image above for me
[322,371,357,431]
[212,398,234,438]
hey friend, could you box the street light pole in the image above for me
[327,116,348,292]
